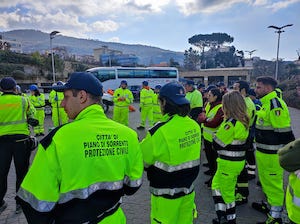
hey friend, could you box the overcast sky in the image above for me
[0,0,299,61]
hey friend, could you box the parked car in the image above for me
[128,85,141,101]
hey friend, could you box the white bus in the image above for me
[86,66,179,91]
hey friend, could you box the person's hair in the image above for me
[256,76,277,89]
[158,96,190,117]
[33,89,41,96]
[71,89,101,103]
[236,80,250,94]
[209,88,223,102]
[222,91,249,129]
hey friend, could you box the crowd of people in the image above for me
[0,73,299,224]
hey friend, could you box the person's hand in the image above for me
[197,112,206,123]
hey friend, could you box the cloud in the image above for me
[91,20,119,33]
[0,0,172,37]
[267,0,300,11]
[175,0,251,15]
[175,0,300,15]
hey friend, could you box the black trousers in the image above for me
[203,139,218,174]
[0,134,31,203]
[236,137,256,197]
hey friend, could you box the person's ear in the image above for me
[79,90,88,103]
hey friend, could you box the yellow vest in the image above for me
[0,93,30,136]
[203,103,222,142]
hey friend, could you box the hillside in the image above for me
[1,29,184,65]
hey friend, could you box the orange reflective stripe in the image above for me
[0,103,20,110]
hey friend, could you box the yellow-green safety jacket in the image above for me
[255,91,295,154]
[203,103,223,142]
[49,90,64,108]
[29,93,45,110]
[286,173,300,223]
[140,88,154,108]
[245,96,256,127]
[113,88,133,108]
[0,93,31,136]
[17,104,143,224]
[140,114,201,199]
[185,89,203,109]
[213,118,249,161]
[152,93,162,122]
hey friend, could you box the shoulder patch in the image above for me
[270,98,282,110]
[40,124,66,150]
[149,117,173,136]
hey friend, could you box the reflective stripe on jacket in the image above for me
[213,118,249,161]
[140,114,201,199]
[255,91,294,154]
[140,88,154,108]
[0,93,30,136]
[203,103,223,142]
[17,104,143,223]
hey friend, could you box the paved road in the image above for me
[1,104,299,224]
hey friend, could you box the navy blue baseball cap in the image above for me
[54,72,103,96]
[142,81,148,86]
[248,88,256,97]
[159,82,190,105]
[185,80,195,85]
[0,77,17,90]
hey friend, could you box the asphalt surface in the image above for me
[1,103,299,224]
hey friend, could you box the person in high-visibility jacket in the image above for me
[278,138,300,224]
[113,80,134,126]
[0,77,36,215]
[184,80,203,121]
[137,81,154,129]
[140,82,201,224]
[211,91,249,224]
[197,88,223,187]
[49,81,69,127]
[29,84,45,136]
[233,80,256,206]
[152,85,162,124]
[17,72,143,224]
[15,85,36,120]
[252,76,295,224]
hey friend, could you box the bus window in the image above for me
[92,69,116,82]
[134,69,150,78]
[150,69,177,78]
[117,69,134,78]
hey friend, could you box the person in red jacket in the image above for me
[198,88,224,187]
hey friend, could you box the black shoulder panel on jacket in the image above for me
[149,121,167,136]
[40,124,66,150]
[149,116,174,136]
[270,98,282,110]
[226,118,237,126]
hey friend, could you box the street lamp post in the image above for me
[50,31,60,83]
[268,24,293,80]
[245,49,257,59]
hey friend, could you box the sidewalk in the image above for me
[1,106,299,224]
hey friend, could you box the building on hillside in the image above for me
[94,45,139,66]
[0,35,22,53]
[93,46,122,62]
